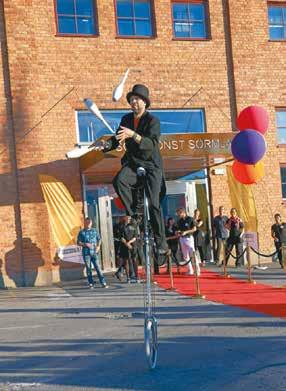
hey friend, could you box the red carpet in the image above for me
[153,267,286,319]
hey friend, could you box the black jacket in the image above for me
[103,111,163,171]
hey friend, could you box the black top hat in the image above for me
[126,84,150,108]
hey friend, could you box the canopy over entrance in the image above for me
[78,133,234,183]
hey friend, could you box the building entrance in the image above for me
[83,176,212,268]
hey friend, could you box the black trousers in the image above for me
[113,165,167,248]
[225,239,244,266]
[275,241,283,267]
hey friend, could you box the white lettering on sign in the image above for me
[112,136,232,154]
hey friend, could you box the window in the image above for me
[172,1,208,39]
[276,109,286,144]
[55,0,97,35]
[280,166,286,198]
[76,109,206,144]
[115,0,154,37]
[268,4,286,40]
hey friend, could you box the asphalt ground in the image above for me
[0,263,286,391]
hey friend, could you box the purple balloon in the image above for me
[231,129,266,164]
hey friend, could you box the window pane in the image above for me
[118,19,134,35]
[117,0,133,17]
[173,4,188,20]
[276,111,286,127]
[282,183,286,198]
[269,26,284,39]
[153,110,205,133]
[76,0,93,16]
[268,7,283,24]
[57,0,75,14]
[189,4,205,21]
[281,168,286,183]
[174,22,190,37]
[134,0,150,18]
[77,17,95,34]
[191,22,206,38]
[281,167,286,183]
[277,128,286,144]
[58,16,76,33]
[77,109,205,144]
[135,20,152,36]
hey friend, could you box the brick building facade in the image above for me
[0,0,285,287]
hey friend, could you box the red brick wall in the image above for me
[0,0,285,286]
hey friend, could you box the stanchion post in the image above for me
[192,253,205,299]
[246,245,256,284]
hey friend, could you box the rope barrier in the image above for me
[249,246,280,258]
[225,247,247,260]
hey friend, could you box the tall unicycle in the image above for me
[137,167,158,370]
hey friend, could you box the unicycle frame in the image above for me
[138,167,158,370]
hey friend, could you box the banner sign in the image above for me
[243,232,258,250]
[57,245,84,264]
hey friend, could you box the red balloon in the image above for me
[114,197,125,210]
[236,105,269,134]
[232,160,265,185]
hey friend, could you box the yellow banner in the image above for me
[39,175,81,247]
[226,166,257,232]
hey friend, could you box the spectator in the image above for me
[176,208,200,276]
[165,217,179,273]
[225,208,245,267]
[117,216,138,283]
[271,213,286,269]
[193,209,206,265]
[165,217,178,258]
[77,217,108,289]
[113,216,124,267]
[213,206,229,265]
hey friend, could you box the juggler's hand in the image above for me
[116,126,134,143]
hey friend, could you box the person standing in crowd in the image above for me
[77,217,108,289]
[224,208,245,267]
[117,215,138,283]
[213,206,229,265]
[271,213,286,269]
[91,84,169,255]
[193,209,206,266]
[165,217,179,272]
[113,216,124,268]
[176,208,200,276]
[165,217,178,259]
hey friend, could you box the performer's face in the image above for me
[129,95,146,114]
[275,215,281,224]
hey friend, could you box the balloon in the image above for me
[231,129,266,164]
[114,197,125,210]
[232,160,265,184]
[236,105,269,134]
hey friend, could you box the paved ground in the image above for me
[0,263,286,391]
